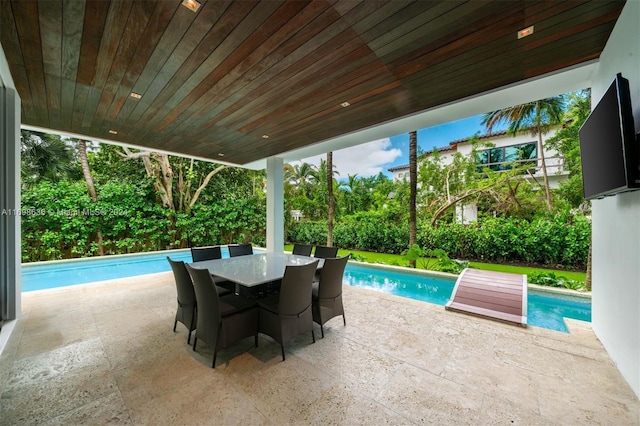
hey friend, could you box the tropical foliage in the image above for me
[21,131,76,184]
[528,271,586,291]
[482,96,566,212]
[402,245,469,274]
[21,91,592,278]
[288,213,590,269]
[283,91,592,272]
[546,90,591,210]
[21,134,265,262]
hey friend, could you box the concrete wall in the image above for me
[590,0,640,399]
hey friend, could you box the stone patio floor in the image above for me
[1,271,638,425]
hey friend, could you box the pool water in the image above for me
[343,263,591,332]
[527,291,592,331]
[21,249,591,333]
[22,249,197,291]
[344,264,455,306]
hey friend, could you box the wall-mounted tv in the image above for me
[579,73,639,200]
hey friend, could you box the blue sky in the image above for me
[298,113,499,179]
[385,115,489,172]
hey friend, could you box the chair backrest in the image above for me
[167,257,196,306]
[185,264,222,325]
[279,260,318,316]
[229,243,253,257]
[318,255,349,299]
[313,245,338,259]
[191,245,222,262]
[292,243,313,257]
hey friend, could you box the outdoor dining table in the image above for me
[189,252,323,296]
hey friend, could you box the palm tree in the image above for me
[340,174,361,215]
[21,131,73,185]
[409,130,417,268]
[327,152,334,247]
[481,96,565,212]
[285,162,316,197]
[311,158,339,223]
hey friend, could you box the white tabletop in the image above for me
[189,252,322,287]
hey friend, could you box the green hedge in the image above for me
[417,215,590,268]
[21,180,266,262]
[288,213,590,269]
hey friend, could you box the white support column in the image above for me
[0,57,22,322]
[265,157,284,253]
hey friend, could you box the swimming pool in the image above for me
[22,249,198,290]
[343,263,590,332]
[21,249,591,332]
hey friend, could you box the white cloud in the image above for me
[293,138,402,178]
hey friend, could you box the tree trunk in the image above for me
[327,151,334,247]
[78,140,104,256]
[409,131,417,268]
[430,187,488,226]
[158,153,175,210]
[188,165,226,212]
[536,104,553,213]
[120,148,175,210]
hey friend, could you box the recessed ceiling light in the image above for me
[262,135,269,139]
[517,25,534,39]
[108,130,118,135]
[130,92,142,99]
[181,0,201,12]
[340,102,351,108]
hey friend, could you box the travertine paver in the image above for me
[0,272,638,425]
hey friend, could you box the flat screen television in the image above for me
[579,73,639,200]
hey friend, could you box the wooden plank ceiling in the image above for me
[0,0,625,166]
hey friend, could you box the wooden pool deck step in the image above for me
[445,268,527,327]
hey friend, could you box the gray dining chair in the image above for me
[312,245,338,282]
[186,264,259,368]
[312,255,349,338]
[229,243,253,257]
[167,257,232,343]
[257,260,318,361]
[313,245,338,258]
[190,245,235,292]
[190,245,222,262]
[292,243,313,256]
[167,257,197,344]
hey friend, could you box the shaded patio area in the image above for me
[1,272,638,425]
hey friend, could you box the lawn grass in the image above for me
[467,261,586,282]
[285,245,587,282]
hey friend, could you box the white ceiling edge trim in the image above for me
[19,124,240,168]
[242,60,598,170]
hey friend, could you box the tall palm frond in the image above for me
[481,96,565,212]
[21,131,74,184]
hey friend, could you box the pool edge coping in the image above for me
[21,251,591,301]
[21,248,191,268]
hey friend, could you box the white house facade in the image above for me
[390,127,568,190]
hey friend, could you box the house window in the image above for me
[476,142,537,172]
